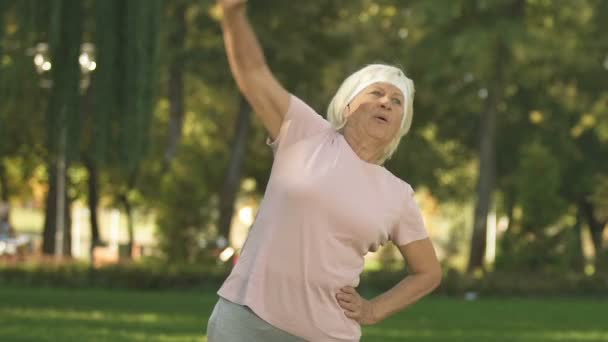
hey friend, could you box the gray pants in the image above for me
[207,297,306,342]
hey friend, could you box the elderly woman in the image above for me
[207,0,442,341]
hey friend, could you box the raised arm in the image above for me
[218,0,290,140]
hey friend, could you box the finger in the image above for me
[340,286,357,294]
[338,300,358,312]
[343,310,359,319]
[336,293,355,303]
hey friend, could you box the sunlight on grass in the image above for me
[0,287,210,342]
[2,307,168,324]
[530,331,608,341]
[0,306,206,342]
[1,286,607,342]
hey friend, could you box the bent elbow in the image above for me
[428,268,442,290]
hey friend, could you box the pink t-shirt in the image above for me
[217,95,428,341]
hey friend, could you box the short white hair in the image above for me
[327,64,415,164]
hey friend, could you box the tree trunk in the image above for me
[0,160,12,236]
[42,161,57,255]
[83,157,101,256]
[0,160,8,203]
[63,195,72,257]
[122,196,135,260]
[217,95,251,240]
[0,159,9,204]
[164,2,187,167]
[42,160,72,257]
[118,166,139,260]
[501,189,516,235]
[580,199,607,271]
[571,210,585,273]
[468,98,497,273]
[42,0,82,258]
[468,41,506,273]
[119,193,134,260]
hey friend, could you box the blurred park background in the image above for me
[1,0,607,341]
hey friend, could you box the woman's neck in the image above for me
[343,128,384,165]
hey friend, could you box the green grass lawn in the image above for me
[0,286,607,342]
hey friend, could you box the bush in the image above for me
[0,259,230,291]
[359,268,608,297]
[2,261,607,296]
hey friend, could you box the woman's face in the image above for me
[344,82,405,144]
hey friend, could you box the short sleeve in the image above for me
[390,184,429,246]
[266,94,330,154]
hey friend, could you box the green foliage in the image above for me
[89,0,123,164]
[0,1,48,161]
[46,0,83,161]
[91,0,162,171]
[0,260,229,290]
[154,145,223,263]
[360,266,608,297]
[591,175,608,221]
[145,83,232,263]
[515,142,567,231]
[1,0,607,270]
[3,260,607,296]
[495,226,583,274]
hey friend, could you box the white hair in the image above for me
[327,64,415,164]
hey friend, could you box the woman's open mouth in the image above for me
[374,115,389,123]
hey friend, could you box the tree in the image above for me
[42,0,84,256]
[90,0,162,258]
[0,0,49,240]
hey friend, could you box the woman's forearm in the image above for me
[221,5,268,83]
[370,272,441,323]
[217,1,289,138]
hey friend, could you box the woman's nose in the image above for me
[379,96,391,109]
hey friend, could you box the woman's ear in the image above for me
[344,104,352,119]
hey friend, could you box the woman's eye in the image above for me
[371,90,383,96]
[392,98,402,105]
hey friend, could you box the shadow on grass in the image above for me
[0,307,209,342]
[363,326,608,342]
[2,287,608,342]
